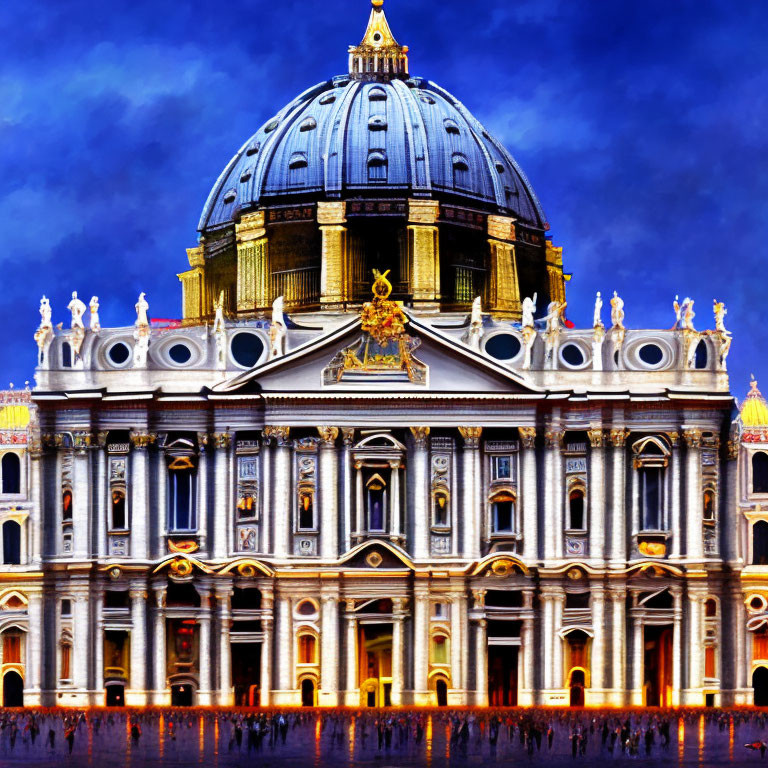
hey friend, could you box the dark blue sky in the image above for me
[2,0,766,396]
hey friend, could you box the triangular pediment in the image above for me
[213,313,543,397]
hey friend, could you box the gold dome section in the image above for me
[741,379,768,428]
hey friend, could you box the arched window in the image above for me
[2,521,21,565]
[754,521,768,565]
[1,454,20,494]
[633,437,670,531]
[62,342,72,368]
[703,489,715,522]
[297,634,317,664]
[452,154,469,188]
[111,489,126,530]
[433,490,449,527]
[705,599,717,617]
[298,490,315,531]
[694,340,708,369]
[368,151,387,181]
[431,634,449,665]
[490,492,515,533]
[568,489,585,530]
[365,472,387,531]
[62,489,73,521]
[754,453,768,494]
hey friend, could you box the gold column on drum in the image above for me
[178,245,205,321]
[487,214,521,319]
[236,211,269,313]
[319,201,348,308]
[408,199,440,309]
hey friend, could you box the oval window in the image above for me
[638,344,664,366]
[561,344,585,367]
[296,600,316,616]
[484,333,521,361]
[108,342,130,366]
[264,119,279,133]
[231,333,264,368]
[319,93,336,105]
[245,141,260,156]
[168,344,192,365]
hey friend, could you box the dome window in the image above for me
[299,117,317,132]
[484,333,521,361]
[319,93,336,105]
[168,343,192,365]
[638,343,664,367]
[368,116,388,131]
[367,150,387,181]
[222,188,237,204]
[107,342,131,367]
[368,87,387,102]
[560,343,586,368]
[230,333,264,369]
[245,141,261,157]
[240,168,253,183]
[264,119,280,134]
[444,119,460,135]
[419,93,436,105]
[495,162,506,174]
[289,152,308,170]
[452,153,469,188]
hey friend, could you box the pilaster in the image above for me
[126,582,148,706]
[408,199,440,308]
[317,427,340,559]
[458,427,482,560]
[319,590,340,706]
[410,427,430,560]
[318,202,348,308]
[212,432,232,559]
[236,210,269,312]
[487,215,521,318]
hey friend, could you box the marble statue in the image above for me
[67,291,87,330]
[466,296,484,350]
[212,290,225,335]
[269,296,286,360]
[610,291,625,329]
[38,296,52,330]
[89,296,101,333]
[135,292,149,328]
[714,300,727,333]
[521,293,537,329]
[544,300,566,334]
[593,292,603,328]
[213,291,227,369]
[34,296,54,364]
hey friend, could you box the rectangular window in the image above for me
[491,455,513,481]
[365,472,388,532]
[3,634,21,663]
[60,644,71,680]
[168,469,197,532]
[705,646,716,678]
[298,491,315,531]
[641,467,663,530]
[492,499,515,533]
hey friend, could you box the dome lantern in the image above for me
[348,0,409,80]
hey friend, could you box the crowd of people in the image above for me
[0,707,766,764]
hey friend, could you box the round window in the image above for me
[751,596,765,612]
[561,343,585,367]
[108,342,130,366]
[484,333,521,361]
[296,600,316,616]
[168,343,192,365]
[638,344,664,366]
[231,333,264,368]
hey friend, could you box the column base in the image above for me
[218,690,234,706]
[584,688,612,707]
[630,688,644,706]
[344,690,360,706]
[517,689,535,707]
[721,688,754,706]
[22,689,42,707]
[540,689,569,706]
[153,691,172,706]
[680,688,705,706]
[317,690,340,707]
[125,690,151,706]
[270,690,301,706]
[197,690,213,706]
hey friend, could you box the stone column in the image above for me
[725,438,740,562]
[213,432,232,559]
[669,433,682,557]
[25,590,43,705]
[684,589,704,703]
[215,585,233,706]
[410,427,431,560]
[344,600,357,706]
[94,433,108,560]
[94,591,104,701]
[591,587,606,699]
[197,588,213,706]
[672,586,683,706]
[487,215,521,318]
[317,428,340,559]
[631,600,643,706]
[319,592,339,706]
[588,427,606,561]
[389,461,402,541]
[354,461,364,539]
[474,619,488,706]
[413,590,430,703]
[236,210,269,312]
[609,428,628,565]
[610,588,626,705]
[459,428,482,560]
[260,433,272,554]
[152,584,167,705]
[391,598,406,705]
[129,431,153,560]
[28,440,44,564]
[72,432,92,559]
[267,427,291,559]
[543,428,564,561]
[342,429,355,552]
[684,429,704,560]
[521,612,535,705]
[196,434,210,554]
[276,594,292,694]
[542,592,554,690]
[128,584,147,705]
[408,199,440,309]
[450,595,463,699]
[260,614,273,707]
[553,593,564,691]
[318,202,348,308]
[519,428,538,562]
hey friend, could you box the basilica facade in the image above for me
[0,0,761,709]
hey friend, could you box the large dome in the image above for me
[198,78,546,233]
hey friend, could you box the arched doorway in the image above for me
[2,670,23,707]
[435,678,448,707]
[105,683,125,707]
[171,683,193,707]
[754,667,768,706]
[569,669,586,707]
[644,625,673,706]
[301,678,316,707]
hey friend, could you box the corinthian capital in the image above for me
[263,425,291,445]
[316,426,339,445]
[410,426,431,447]
[518,427,536,449]
[587,427,605,448]
[608,428,628,448]
[458,426,482,447]
[683,428,703,448]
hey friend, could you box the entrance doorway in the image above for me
[359,623,393,707]
[754,667,768,706]
[301,678,316,706]
[105,683,125,706]
[171,683,193,706]
[232,642,261,706]
[2,671,23,707]
[569,669,586,707]
[644,625,673,706]
[488,646,518,706]
[435,678,448,707]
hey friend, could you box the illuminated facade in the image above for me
[0,1,754,709]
